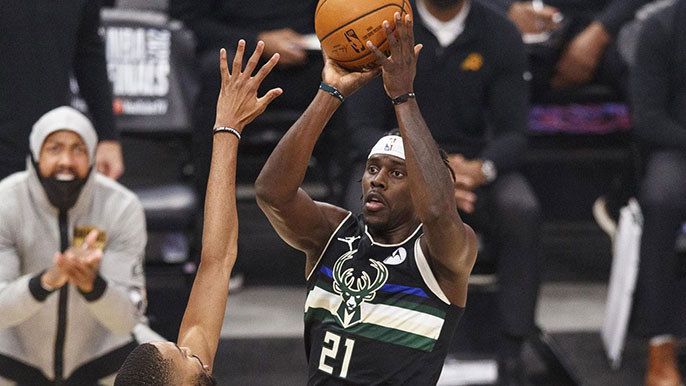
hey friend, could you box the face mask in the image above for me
[427,0,462,9]
[35,161,91,211]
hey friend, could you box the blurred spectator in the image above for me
[0,107,146,385]
[169,0,322,195]
[344,1,541,384]
[486,0,649,97]
[630,1,685,385]
[0,0,124,181]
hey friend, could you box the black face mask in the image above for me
[427,0,462,9]
[35,162,91,211]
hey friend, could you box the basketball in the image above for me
[315,0,413,71]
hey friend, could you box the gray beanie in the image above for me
[30,106,98,164]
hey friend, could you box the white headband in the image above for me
[368,135,405,160]
[30,106,98,164]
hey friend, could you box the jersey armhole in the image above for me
[305,212,353,282]
[414,236,451,305]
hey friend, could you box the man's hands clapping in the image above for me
[41,229,103,293]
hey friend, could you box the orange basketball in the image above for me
[315,0,413,71]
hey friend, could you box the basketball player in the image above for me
[113,40,282,385]
[256,13,478,385]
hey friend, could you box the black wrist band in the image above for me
[391,92,416,105]
[319,82,345,103]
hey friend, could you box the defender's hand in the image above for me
[214,40,283,132]
[367,13,422,99]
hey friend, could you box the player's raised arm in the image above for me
[254,52,379,274]
[368,13,477,306]
[177,41,281,370]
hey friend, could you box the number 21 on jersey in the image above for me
[318,331,355,378]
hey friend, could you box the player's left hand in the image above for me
[58,230,103,293]
[367,12,422,100]
[551,22,610,88]
[95,141,124,180]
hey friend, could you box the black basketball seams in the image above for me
[318,3,405,43]
[315,0,329,17]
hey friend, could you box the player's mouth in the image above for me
[364,192,386,212]
[55,173,76,181]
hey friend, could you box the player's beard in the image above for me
[35,163,91,211]
[426,0,462,10]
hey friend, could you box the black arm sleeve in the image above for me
[480,25,529,172]
[74,0,118,142]
[630,14,686,150]
[170,0,261,53]
[596,0,650,37]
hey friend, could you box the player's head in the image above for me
[30,106,97,210]
[114,342,217,386]
[361,130,455,231]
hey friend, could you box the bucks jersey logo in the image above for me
[332,251,389,328]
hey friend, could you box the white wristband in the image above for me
[213,126,241,141]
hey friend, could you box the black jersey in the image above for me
[304,214,464,386]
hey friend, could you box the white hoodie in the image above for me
[0,159,147,384]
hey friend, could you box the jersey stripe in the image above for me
[305,308,438,351]
[414,238,451,304]
[305,286,446,344]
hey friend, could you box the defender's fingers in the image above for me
[219,48,229,81]
[254,53,280,83]
[414,44,423,57]
[244,41,265,76]
[258,88,283,107]
[232,40,246,76]
[366,40,387,62]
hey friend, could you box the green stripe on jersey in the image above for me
[305,286,446,350]
[305,308,437,351]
